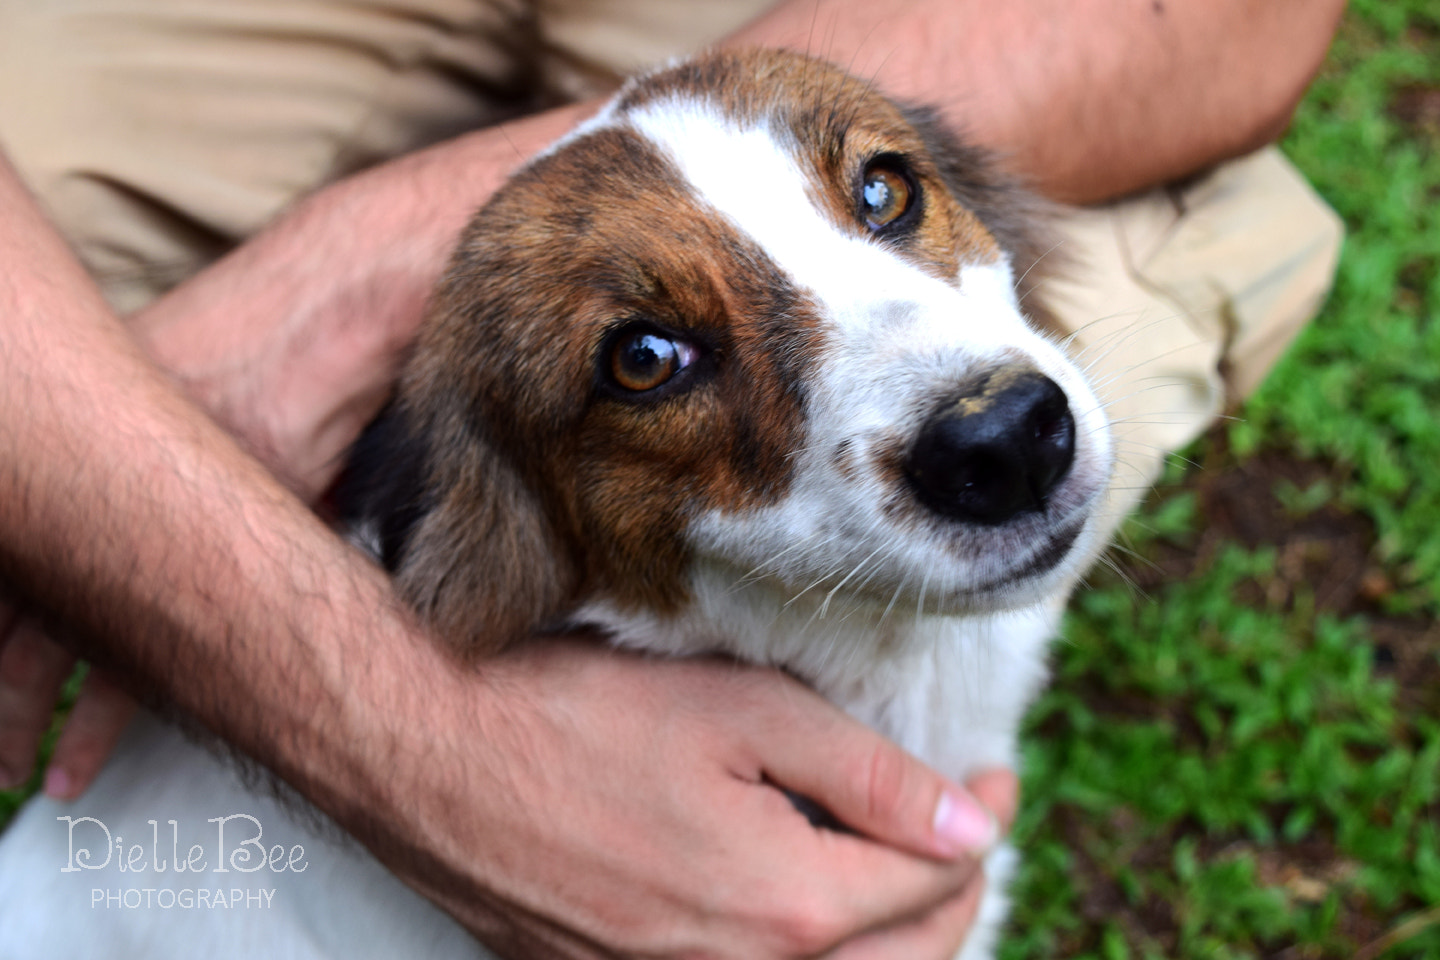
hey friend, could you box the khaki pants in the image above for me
[0,0,1342,518]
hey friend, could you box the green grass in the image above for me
[1003,4,1440,957]
[1240,0,1440,611]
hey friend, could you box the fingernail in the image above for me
[43,766,71,799]
[933,790,997,855]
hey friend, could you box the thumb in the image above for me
[756,687,1000,861]
[965,767,1020,836]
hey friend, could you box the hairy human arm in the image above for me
[2,104,595,795]
[729,0,1347,203]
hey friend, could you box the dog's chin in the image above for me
[911,462,1110,606]
[724,509,1096,621]
[962,516,1087,597]
[903,507,1099,616]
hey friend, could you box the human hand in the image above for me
[0,596,136,798]
[129,102,596,502]
[365,639,1017,959]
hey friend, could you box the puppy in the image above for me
[0,49,1112,960]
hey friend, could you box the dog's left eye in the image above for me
[608,328,698,393]
[860,160,914,231]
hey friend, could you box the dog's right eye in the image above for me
[607,327,698,393]
[860,158,916,232]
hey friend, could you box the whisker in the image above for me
[818,541,892,618]
[1014,238,1068,293]
[878,575,908,627]
[915,569,931,619]
[1067,312,1180,365]
[785,558,853,612]
[730,531,842,593]
[1058,309,1155,351]
[836,541,909,624]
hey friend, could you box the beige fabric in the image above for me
[1043,148,1343,524]
[534,0,771,99]
[0,0,1343,491]
[0,0,545,313]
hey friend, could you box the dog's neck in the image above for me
[571,560,1062,775]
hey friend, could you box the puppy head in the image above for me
[350,49,1112,652]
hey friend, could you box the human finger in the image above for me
[965,767,1020,836]
[748,685,998,861]
[820,874,987,960]
[43,669,137,799]
[0,615,75,789]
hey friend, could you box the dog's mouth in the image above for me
[967,513,1087,594]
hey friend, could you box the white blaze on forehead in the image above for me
[625,99,850,279]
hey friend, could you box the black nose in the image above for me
[905,368,1076,525]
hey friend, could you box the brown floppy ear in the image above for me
[340,400,578,657]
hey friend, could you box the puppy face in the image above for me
[354,50,1112,651]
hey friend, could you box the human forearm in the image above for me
[0,153,428,812]
[1,152,513,930]
[729,0,1346,202]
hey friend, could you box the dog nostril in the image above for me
[905,371,1076,525]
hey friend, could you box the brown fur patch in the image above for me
[391,123,821,649]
